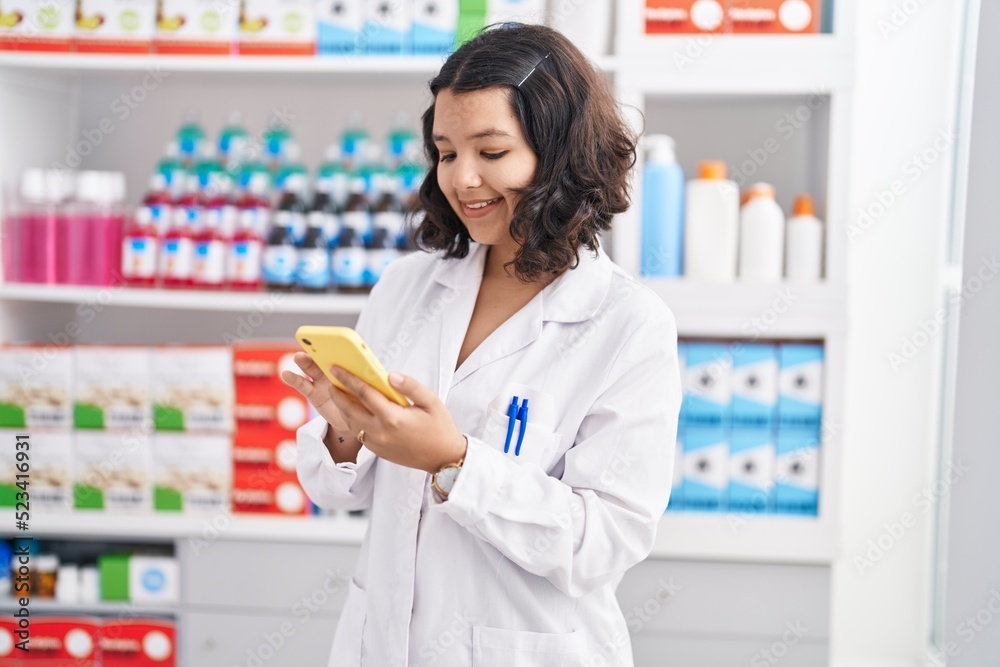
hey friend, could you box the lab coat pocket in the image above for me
[327,578,367,667]
[472,626,588,667]
[479,405,563,471]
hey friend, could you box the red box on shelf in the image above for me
[232,431,297,468]
[645,0,727,34]
[644,0,820,34]
[100,619,177,667]
[233,342,309,461]
[31,617,101,666]
[232,462,309,515]
[0,617,23,666]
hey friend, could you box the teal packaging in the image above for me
[641,135,685,277]
[727,429,775,513]
[362,0,412,54]
[412,0,457,55]
[778,344,824,429]
[731,343,779,429]
[681,427,728,512]
[682,342,732,428]
[317,0,361,54]
[774,429,820,516]
[665,428,684,511]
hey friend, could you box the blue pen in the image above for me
[504,396,519,453]
[514,398,529,456]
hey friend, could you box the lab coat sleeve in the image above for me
[295,268,391,512]
[430,310,681,598]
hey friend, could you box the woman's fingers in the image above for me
[330,366,398,423]
[292,352,330,385]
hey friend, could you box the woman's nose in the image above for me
[452,157,483,190]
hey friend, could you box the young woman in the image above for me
[282,23,681,667]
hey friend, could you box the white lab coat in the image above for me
[297,241,681,667]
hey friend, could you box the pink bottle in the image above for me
[4,169,62,284]
[192,208,226,290]
[66,171,125,287]
[121,207,159,288]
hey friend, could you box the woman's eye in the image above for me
[439,153,455,163]
[482,151,508,160]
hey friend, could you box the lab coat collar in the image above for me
[429,241,614,324]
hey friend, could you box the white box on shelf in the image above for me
[778,343,824,430]
[74,431,154,512]
[412,0,457,55]
[0,429,73,511]
[362,0,412,54]
[74,346,152,432]
[680,427,728,512]
[317,0,361,54]
[153,433,231,513]
[681,342,732,429]
[0,346,73,430]
[731,342,778,429]
[129,555,180,603]
[152,347,234,433]
[728,429,776,513]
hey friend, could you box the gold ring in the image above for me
[357,429,365,445]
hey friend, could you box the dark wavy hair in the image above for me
[414,23,638,282]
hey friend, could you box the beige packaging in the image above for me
[0,429,73,511]
[74,431,154,512]
[153,433,231,513]
[75,346,152,432]
[152,347,234,433]
[0,346,73,430]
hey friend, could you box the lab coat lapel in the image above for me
[433,243,488,398]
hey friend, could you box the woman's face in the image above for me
[432,87,538,251]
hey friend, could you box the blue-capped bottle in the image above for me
[297,211,332,293]
[262,211,298,292]
[365,227,399,289]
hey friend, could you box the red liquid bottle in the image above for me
[159,208,194,289]
[228,208,264,291]
[192,208,227,290]
[237,171,272,239]
[141,173,174,238]
[121,207,159,288]
[204,173,238,241]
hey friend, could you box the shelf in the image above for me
[0,599,177,616]
[615,35,854,95]
[643,279,845,338]
[652,512,836,565]
[0,512,834,565]
[0,283,368,315]
[0,513,369,545]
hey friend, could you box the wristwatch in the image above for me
[431,458,464,500]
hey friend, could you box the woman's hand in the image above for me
[327,365,468,474]
[280,352,361,463]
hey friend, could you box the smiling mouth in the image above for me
[464,197,502,210]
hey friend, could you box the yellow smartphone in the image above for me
[295,326,410,407]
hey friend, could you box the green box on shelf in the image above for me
[99,554,131,601]
[456,13,486,47]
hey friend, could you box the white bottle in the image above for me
[684,160,740,282]
[738,183,785,283]
[785,193,824,281]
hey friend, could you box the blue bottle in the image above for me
[641,135,685,277]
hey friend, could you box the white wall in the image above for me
[833,1,967,665]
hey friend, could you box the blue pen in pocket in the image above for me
[504,396,519,454]
[514,399,529,456]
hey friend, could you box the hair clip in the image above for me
[517,52,551,88]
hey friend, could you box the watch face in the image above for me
[437,465,460,493]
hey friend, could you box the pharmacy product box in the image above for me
[0,617,22,666]
[727,429,775,513]
[412,0,457,55]
[31,617,100,666]
[777,343,824,429]
[152,346,233,433]
[153,433,231,512]
[774,428,820,516]
[362,0,412,54]
[155,0,237,55]
[730,343,778,429]
[727,0,819,34]
[100,619,177,666]
[487,0,544,24]
[665,428,684,511]
[0,429,73,511]
[455,1,483,46]
[75,346,152,431]
[232,463,308,515]
[233,432,297,469]
[681,342,732,428]
[239,0,315,55]
[644,0,727,34]
[99,554,179,603]
[75,0,156,53]
[0,0,74,51]
[317,0,360,54]
[233,343,308,435]
[74,431,153,512]
[680,427,728,512]
[0,346,73,429]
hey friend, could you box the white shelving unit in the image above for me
[0,599,178,616]
[0,5,855,662]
